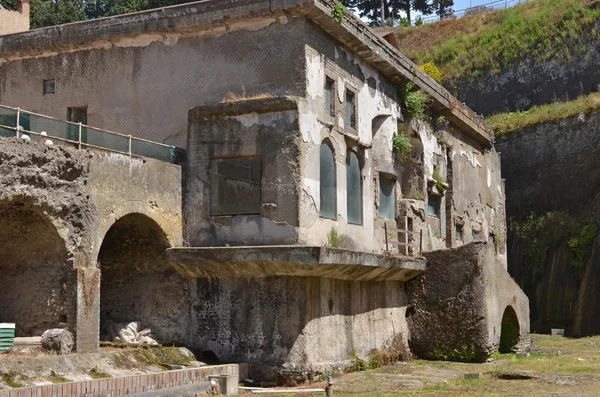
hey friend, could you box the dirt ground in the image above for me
[261,334,600,397]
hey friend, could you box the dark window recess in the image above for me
[456,225,463,241]
[320,142,337,219]
[345,91,356,129]
[378,174,396,220]
[43,79,55,95]
[325,78,335,117]
[68,106,88,124]
[346,151,362,225]
[473,230,481,241]
[427,194,440,217]
[211,156,261,216]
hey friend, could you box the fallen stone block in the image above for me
[41,329,74,355]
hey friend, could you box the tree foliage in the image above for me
[342,0,433,26]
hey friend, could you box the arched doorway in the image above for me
[499,306,520,353]
[0,202,69,337]
[98,213,191,346]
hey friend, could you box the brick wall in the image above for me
[0,364,240,397]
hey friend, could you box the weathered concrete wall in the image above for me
[0,15,306,147]
[407,242,529,362]
[0,6,29,36]
[298,22,403,253]
[185,98,302,247]
[0,136,182,351]
[448,23,600,116]
[496,110,600,335]
[190,276,410,381]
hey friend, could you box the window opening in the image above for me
[211,156,261,216]
[320,142,337,219]
[378,174,396,220]
[43,79,55,95]
[427,194,440,217]
[325,78,335,117]
[346,151,362,224]
[345,91,356,129]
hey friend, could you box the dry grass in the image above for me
[487,91,600,135]
[220,87,272,103]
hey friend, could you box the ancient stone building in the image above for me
[0,0,529,382]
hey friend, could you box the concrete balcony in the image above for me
[167,246,425,282]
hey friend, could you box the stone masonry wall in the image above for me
[190,276,410,382]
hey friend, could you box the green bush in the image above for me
[392,132,412,161]
[331,1,348,24]
[400,83,428,120]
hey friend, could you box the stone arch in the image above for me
[0,201,71,337]
[499,305,520,353]
[98,212,191,346]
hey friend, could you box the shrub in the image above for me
[392,132,412,161]
[400,83,429,120]
[419,61,443,83]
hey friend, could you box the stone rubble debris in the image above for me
[104,321,158,345]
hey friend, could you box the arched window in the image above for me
[320,141,336,219]
[346,151,362,224]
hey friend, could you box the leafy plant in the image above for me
[398,17,410,27]
[415,16,423,26]
[349,348,367,372]
[419,61,443,83]
[392,132,412,161]
[568,221,598,269]
[326,227,345,248]
[331,1,348,24]
[432,165,447,193]
[400,83,429,120]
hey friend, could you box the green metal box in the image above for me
[0,323,15,352]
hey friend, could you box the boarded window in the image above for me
[43,79,55,95]
[346,151,362,224]
[320,142,336,219]
[345,91,356,129]
[456,225,463,241]
[325,78,335,117]
[427,194,440,217]
[378,174,395,220]
[211,156,261,216]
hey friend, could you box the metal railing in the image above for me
[0,105,183,164]
[412,0,529,25]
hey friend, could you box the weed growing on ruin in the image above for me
[419,62,443,83]
[432,165,447,194]
[331,2,348,24]
[392,132,411,161]
[400,83,428,120]
[487,91,600,135]
[88,367,111,379]
[326,227,345,249]
[48,371,69,384]
[1,371,24,388]
[348,348,367,372]
[416,192,425,201]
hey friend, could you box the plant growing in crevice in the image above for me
[392,132,412,161]
[432,165,447,194]
[400,83,428,120]
[331,1,348,23]
[326,227,345,248]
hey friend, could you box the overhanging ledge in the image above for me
[167,246,425,282]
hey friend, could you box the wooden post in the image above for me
[326,376,333,397]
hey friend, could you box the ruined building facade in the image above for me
[0,0,528,380]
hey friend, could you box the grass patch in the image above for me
[487,91,600,135]
[88,367,112,379]
[1,371,25,388]
[48,370,70,384]
[392,0,600,82]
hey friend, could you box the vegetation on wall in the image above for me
[432,165,447,193]
[512,212,598,288]
[487,91,600,136]
[394,0,600,82]
[332,1,349,23]
[326,227,345,249]
[400,83,429,120]
[392,132,412,161]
